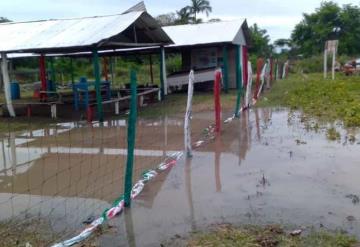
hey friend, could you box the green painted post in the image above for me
[92,49,104,122]
[222,45,229,94]
[124,70,138,207]
[159,47,165,100]
[235,45,242,117]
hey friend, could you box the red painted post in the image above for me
[253,58,264,100]
[214,70,221,134]
[87,106,94,123]
[242,46,248,88]
[39,54,47,101]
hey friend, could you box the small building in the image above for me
[163,20,251,90]
[0,8,172,120]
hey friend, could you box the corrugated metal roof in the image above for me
[0,11,172,53]
[163,20,248,47]
[122,1,147,14]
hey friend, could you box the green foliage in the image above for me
[188,0,212,22]
[176,7,193,24]
[291,1,360,56]
[156,0,213,26]
[292,55,351,73]
[249,23,272,57]
[258,73,360,127]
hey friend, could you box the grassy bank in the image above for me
[257,73,360,127]
[185,224,357,247]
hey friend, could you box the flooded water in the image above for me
[0,108,360,246]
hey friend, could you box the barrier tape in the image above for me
[51,152,183,247]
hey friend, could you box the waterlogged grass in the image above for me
[187,224,358,247]
[258,73,360,127]
[138,90,238,118]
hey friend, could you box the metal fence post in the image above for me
[124,70,138,207]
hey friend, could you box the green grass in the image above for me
[187,224,358,247]
[257,73,360,127]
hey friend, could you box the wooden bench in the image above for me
[86,88,160,121]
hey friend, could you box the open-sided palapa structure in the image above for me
[0,5,172,121]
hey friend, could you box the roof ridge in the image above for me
[163,19,245,28]
[0,11,143,26]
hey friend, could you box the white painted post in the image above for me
[324,50,328,79]
[139,95,144,107]
[245,61,253,108]
[115,101,120,115]
[1,53,15,117]
[184,70,194,157]
[266,59,271,89]
[51,104,57,119]
[282,60,288,79]
[257,63,267,100]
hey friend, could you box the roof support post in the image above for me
[234,45,243,118]
[1,52,16,117]
[222,45,229,94]
[159,46,167,100]
[92,48,104,122]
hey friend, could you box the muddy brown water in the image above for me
[0,108,360,246]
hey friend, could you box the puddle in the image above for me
[1,108,360,246]
[90,108,360,246]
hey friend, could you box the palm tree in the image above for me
[188,0,212,23]
[176,7,192,24]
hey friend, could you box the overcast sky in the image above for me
[1,0,359,42]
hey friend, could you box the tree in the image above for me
[175,7,192,24]
[187,0,212,23]
[249,23,272,57]
[291,1,360,56]
[0,17,11,23]
[156,13,177,26]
